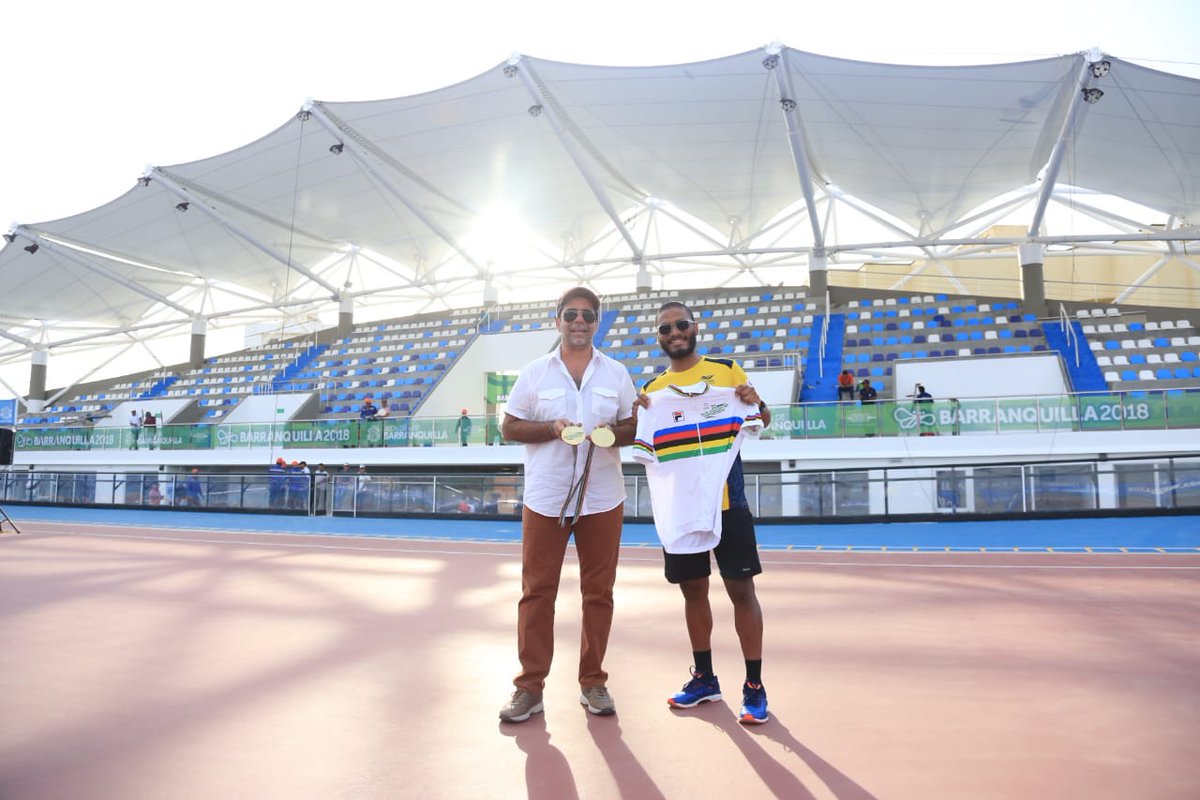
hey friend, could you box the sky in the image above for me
[2,0,1198,234]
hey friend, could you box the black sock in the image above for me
[745,659,762,685]
[693,650,713,677]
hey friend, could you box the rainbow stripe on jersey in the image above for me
[634,411,759,462]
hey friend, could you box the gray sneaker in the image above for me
[579,685,616,716]
[499,689,544,723]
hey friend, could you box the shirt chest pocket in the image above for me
[591,386,620,423]
[536,388,568,420]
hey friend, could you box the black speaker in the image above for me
[0,429,12,465]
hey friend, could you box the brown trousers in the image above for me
[514,504,623,693]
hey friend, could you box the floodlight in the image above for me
[780,98,797,112]
[175,202,190,212]
[24,243,38,254]
[528,105,543,118]
[1090,60,1111,78]
[329,143,344,155]
[1082,88,1104,104]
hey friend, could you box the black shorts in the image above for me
[663,507,762,584]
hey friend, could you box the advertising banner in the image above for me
[485,372,520,405]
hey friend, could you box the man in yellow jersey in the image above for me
[637,300,772,724]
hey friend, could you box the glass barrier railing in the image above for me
[3,453,1198,519]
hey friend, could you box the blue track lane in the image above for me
[6,505,1198,553]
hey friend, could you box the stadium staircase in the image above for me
[1042,321,1107,393]
[799,314,846,402]
[270,344,329,393]
[594,309,620,348]
[137,375,178,400]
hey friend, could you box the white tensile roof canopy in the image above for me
[1,45,1198,385]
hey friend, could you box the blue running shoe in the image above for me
[668,667,722,708]
[739,681,769,724]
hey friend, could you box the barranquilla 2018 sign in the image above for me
[13,393,1198,451]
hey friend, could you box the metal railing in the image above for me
[4,453,1197,520]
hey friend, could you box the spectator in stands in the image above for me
[454,409,472,446]
[129,409,142,450]
[837,370,856,401]
[313,463,329,513]
[358,397,378,447]
[334,463,352,509]
[497,286,636,724]
[287,461,308,510]
[858,379,878,437]
[912,384,935,436]
[143,410,157,450]
[147,482,163,506]
[374,401,390,446]
[268,457,287,509]
[183,468,204,507]
[355,464,372,511]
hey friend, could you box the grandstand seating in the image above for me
[1085,315,1200,390]
[839,297,1045,396]
[16,289,1199,426]
[599,288,811,384]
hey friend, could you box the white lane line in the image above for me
[31,528,1200,571]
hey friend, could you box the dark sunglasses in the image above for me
[561,308,597,324]
[657,319,696,336]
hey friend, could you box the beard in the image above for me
[660,332,697,359]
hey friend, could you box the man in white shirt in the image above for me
[128,410,142,450]
[498,287,637,723]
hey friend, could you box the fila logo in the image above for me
[672,410,685,422]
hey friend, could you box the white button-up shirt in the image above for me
[506,347,637,518]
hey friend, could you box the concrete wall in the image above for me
[416,330,559,418]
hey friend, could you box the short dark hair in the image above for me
[656,300,694,320]
[557,287,601,316]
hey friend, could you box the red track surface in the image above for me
[2,520,1199,799]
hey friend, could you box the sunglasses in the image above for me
[657,319,696,336]
[561,308,597,324]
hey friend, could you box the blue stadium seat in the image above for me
[1175,368,1191,379]
[1156,369,1172,380]
[1130,354,1146,364]
[1121,370,1137,381]
[1181,352,1197,362]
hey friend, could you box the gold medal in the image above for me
[560,425,586,446]
[589,427,615,448]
